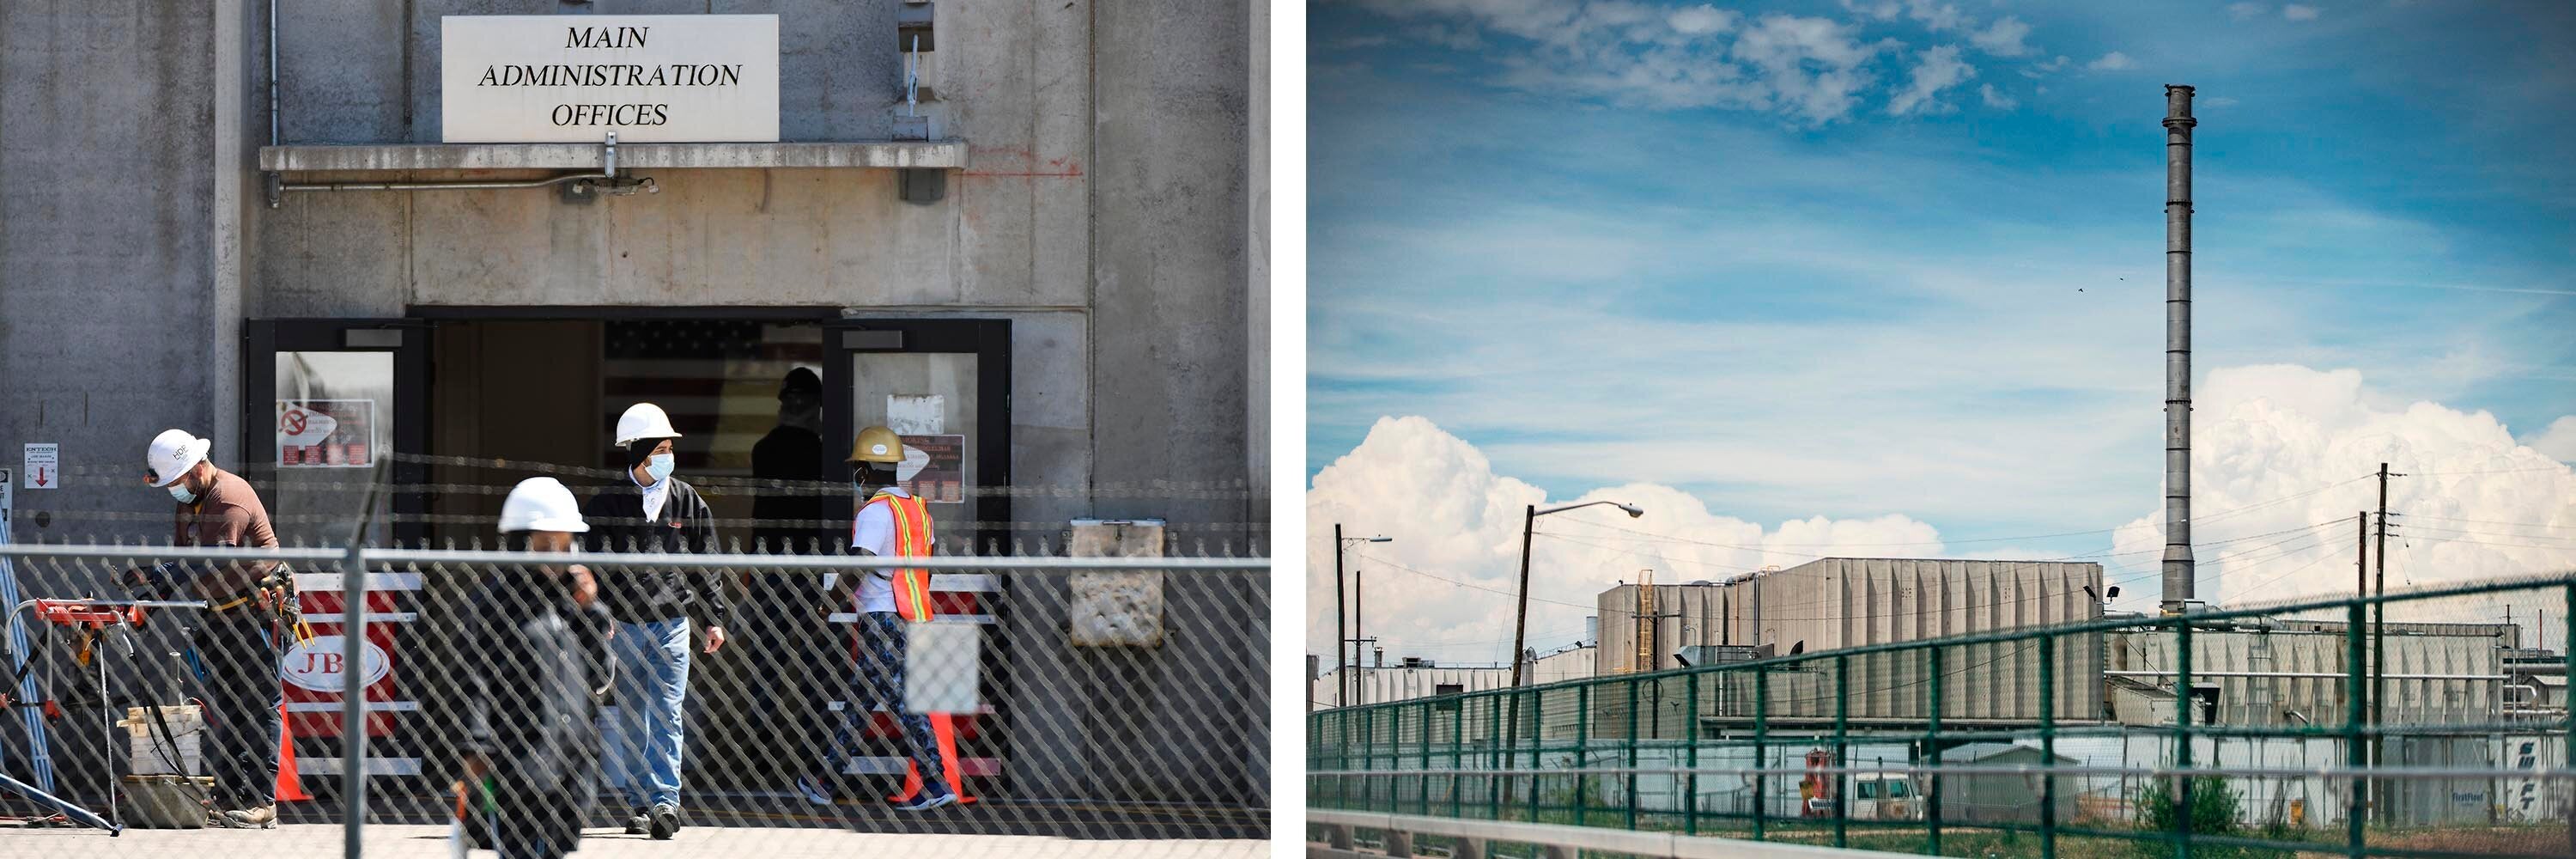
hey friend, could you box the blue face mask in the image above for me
[645,453,675,483]
[168,482,197,504]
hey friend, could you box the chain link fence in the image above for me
[1312,571,2576,858]
[0,527,1268,856]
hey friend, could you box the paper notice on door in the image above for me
[900,435,965,503]
[887,394,945,435]
[277,399,376,468]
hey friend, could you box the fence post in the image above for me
[1491,694,1504,820]
[1928,646,1943,856]
[2346,600,2366,858]
[1453,696,1465,819]
[1575,683,1591,826]
[1625,677,1639,831]
[2040,633,2057,859]
[2564,586,2574,858]
[1529,687,1544,824]
[2175,616,2194,859]
[1687,670,1701,837]
[342,539,368,858]
[1834,653,1849,849]
[1420,700,1434,816]
[1753,661,1769,841]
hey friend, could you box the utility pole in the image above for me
[2372,462,2403,825]
[1511,504,1537,689]
[1335,523,1347,708]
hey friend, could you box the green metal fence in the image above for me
[1310,571,2576,859]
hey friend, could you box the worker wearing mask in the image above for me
[793,426,959,812]
[126,429,287,829]
[581,403,731,840]
[459,478,611,859]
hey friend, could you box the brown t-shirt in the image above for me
[173,468,280,584]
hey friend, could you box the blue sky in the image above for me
[1302,2,2576,655]
[1309,0,2575,548]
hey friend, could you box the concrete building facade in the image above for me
[0,0,1266,813]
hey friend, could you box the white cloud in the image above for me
[1980,82,2019,109]
[2021,54,2071,78]
[2524,416,2576,462]
[2109,366,2576,619]
[1358,3,1897,125]
[1905,0,1965,31]
[1840,0,1904,21]
[1307,417,1949,661]
[2087,51,2137,71]
[2229,3,2269,19]
[1889,45,1978,116]
[1668,4,1737,35]
[1970,15,2032,57]
[2283,3,2323,20]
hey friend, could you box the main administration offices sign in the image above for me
[441,15,779,143]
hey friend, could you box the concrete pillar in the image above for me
[1449,837,1488,859]
[1325,823,1354,850]
[1382,831,1413,857]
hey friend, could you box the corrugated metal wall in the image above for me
[2108,627,2505,727]
[1597,558,2105,722]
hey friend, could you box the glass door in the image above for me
[822,319,1012,792]
[240,320,430,548]
[823,320,1012,551]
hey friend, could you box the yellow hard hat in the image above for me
[847,426,905,464]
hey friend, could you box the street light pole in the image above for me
[1510,500,1645,689]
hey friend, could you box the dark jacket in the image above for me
[750,423,827,554]
[581,478,733,628]
[459,568,610,851]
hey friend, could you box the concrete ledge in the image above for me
[1308,809,1915,859]
[258,140,969,172]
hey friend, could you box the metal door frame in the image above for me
[240,319,433,548]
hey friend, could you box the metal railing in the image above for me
[1310,570,2576,859]
[0,539,1269,856]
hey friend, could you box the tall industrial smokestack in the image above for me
[2160,84,2197,615]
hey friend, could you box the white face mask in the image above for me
[168,482,197,504]
[644,453,675,483]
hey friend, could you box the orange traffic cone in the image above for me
[886,713,975,805]
[276,703,311,802]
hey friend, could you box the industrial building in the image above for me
[1595,558,2108,723]
[1309,643,1596,711]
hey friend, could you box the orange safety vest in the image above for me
[861,491,936,621]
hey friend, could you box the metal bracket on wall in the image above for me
[267,132,654,208]
[894,18,948,205]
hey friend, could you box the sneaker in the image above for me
[624,806,649,835]
[793,775,836,807]
[648,803,679,840]
[216,805,277,829]
[892,791,957,813]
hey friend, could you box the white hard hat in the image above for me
[498,477,589,533]
[613,402,683,447]
[144,429,210,487]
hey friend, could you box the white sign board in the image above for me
[280,635,393,694]
[441,15,780,143]
[21,444,56,490]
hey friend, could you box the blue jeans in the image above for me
[600,617,690,809]
[820,612,951,799]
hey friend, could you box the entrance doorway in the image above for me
[241,311,1015,792]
